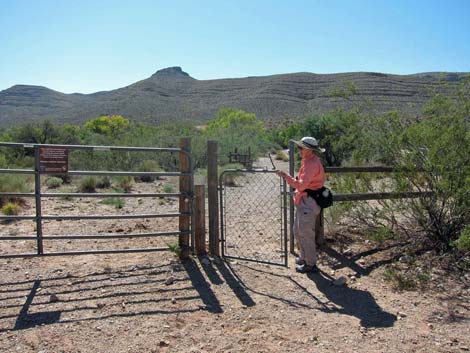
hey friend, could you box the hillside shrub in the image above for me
[46,177,63,189]
[1,202,21,215]
[100,197,125,209]
[203,108,272,165]
[79,176,97,193]
[452,226,470,253]
[351,83,470,251]
[96,176,112,189]
[115,176,133,193]
[136,159,161,182]
[0,174,32,206]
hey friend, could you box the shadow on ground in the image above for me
[308,271,397,328]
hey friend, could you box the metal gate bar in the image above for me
[0,142,194,258]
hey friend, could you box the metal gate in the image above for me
[219,169,288,266]
[0,141,194,258]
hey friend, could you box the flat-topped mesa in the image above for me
[151,66,193,79]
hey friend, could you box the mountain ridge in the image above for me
[0,67,467,126]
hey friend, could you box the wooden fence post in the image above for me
[179,138,191,260]
[207,140,220,256]
[195,184,206,255]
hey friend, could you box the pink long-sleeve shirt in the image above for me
[284,154,325,205]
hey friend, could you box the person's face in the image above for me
[298,147,314,158]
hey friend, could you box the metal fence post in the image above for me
[34,146,44,255]
[207,140,220,256]
[179,138,191,260]
[288,140,295,254]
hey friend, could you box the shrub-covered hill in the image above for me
[0,66,467,126]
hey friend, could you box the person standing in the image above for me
[276,137,326,273]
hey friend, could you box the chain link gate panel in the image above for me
[219,169,288,266]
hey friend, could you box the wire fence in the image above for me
[220,169,287,266]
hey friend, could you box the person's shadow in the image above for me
[308,272,397,328]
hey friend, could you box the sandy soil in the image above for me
[0,166,469,353]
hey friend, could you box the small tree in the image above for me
[355,81,470,250]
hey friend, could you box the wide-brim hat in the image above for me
[292,136,326,153]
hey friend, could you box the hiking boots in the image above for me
[295,264,319,273]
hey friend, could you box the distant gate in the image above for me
[219,169,288,266]
[0,140,194,258]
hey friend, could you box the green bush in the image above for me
[79,176,97,193]
[100,197,125,209]
[115,176,133,193]
[383,267,417,291]
[348,81,470,251]
[136,159,161,182]
[0,174,32,206]
[1,202,21,215]
[46,177,63,189]
[366,226,398,243]
[96,176,112,189]
[162,184,175,193]
[452,227,470,253]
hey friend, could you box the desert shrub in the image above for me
[203,108,273,165]
[269,109,363,166]
[365,226,398,243]
[115,176,133,193]
[166,242,181,256]
[1,202,21,215]
[136,159,161,182]
[348,81,470,251]
[383,267,417,291]
[162,184,175,193]
[100,197,125,209]
[46,177,63,189]
[0,174,32,206]
[49,173,72,184]
[96,176,112,188]
[452,226,470,253]
[79,176,97,193]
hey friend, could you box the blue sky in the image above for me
[1,0,469,93]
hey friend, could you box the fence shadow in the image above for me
[183,259,223,313]
[308,271,397,328]
[0,263,206,332]
[213,260,256,307]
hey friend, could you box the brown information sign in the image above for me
[39,147,69,173]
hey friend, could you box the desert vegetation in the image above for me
[1,79,469,271]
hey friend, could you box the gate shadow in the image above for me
[0,263,206,332]
[183,259,223,313]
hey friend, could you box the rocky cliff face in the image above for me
[0,68,465,126]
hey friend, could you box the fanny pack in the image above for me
[306,187,334,209]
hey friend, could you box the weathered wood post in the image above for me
[195,184,206,255]
[207,140,220,256]
[179,138,191,260]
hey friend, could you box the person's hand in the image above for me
[276,170,288,179]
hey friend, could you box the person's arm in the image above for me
[276,162,321,191]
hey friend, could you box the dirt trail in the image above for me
[0,164,469,353]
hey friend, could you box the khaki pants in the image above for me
[294,195,321,266]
